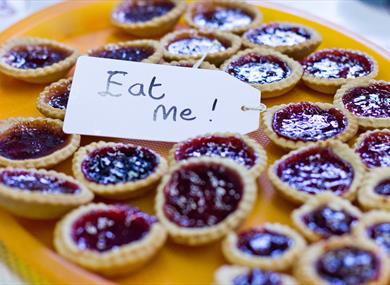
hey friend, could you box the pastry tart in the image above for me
[160,29,241,66]
[88,40,162,63]
[155,157,256,245]
[214,265,297,285]
[72,141,167,200]
[185,0,262,34]
[0,37,79,84]
[242,22,322,59]
[294,237,390,285]
[263,102,358,149]
[334,80,390,129]
[0,168,93,219]
[292,193,362,242]
[268,141,365,204]
[302,48,378,94]
[111,0,186,37]
[0,117,80,168]
[54,203,167,276]
[221,48,303,98]
[163,59,217,69]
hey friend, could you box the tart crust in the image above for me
[222,223,306,271]
[54,203,167,276]
[163,59,217,69]
[0,167,93,219]
[263,102,358,150]
[72,141,167,200]
[155,157,257,246]
[0,37,80,84]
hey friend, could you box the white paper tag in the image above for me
[64,56,260,142]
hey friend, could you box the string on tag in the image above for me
[241,103,267,113]
[192,40,219,69]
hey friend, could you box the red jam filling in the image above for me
[246,23,311,47]
[276,147,354,195]
[233,269,282,285]
[3,44,70,69]
[90,46,154,62]
[356,132,390,168]
[174,136,257,169]
[0,170,80,195]
[303,206,358,238]
[47,80,72,110]
[163,163,243,228]
[227,53,291,84]
[302,50,373,79]
[237,229,292,257]
[81,145,158,185]
[167,36,226,56]
[342,83,390,118]
[375,179,390,196]
[368,223,390,255]
[0,122,70,160]
[272,102,347,142]
[316,247,380,285]
[71,205,156,252]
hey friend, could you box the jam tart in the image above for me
[155,157,256,246]
[0,168,93,219]
[163,59,217,69]
[168,133,267,178]
[242,22,322,59]
[0,117,80,169]
[302,48,378,94]
[111,0,186,37]
[292,193,362,242]
[221,48,303,98]
[72,141,167,200]
[263,102,358,150]
[54,203,167,276]
[160,29,241,66]
[0,37,79,84]
[268,141,365,204]
[294,236,390,285]
[185,0,262,34]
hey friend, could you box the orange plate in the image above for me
[0,1,389,284]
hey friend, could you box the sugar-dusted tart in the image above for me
[160,29,241,66]
[334,80,390,129]
[169,133,267,178]
[0,117,80,168]
[73,141,167,200]
[302,48,378,94]
[155,157,256,245]
[292,193,362,242]
[185,0,262,34]
[243,22,322,59]
[263,102,358,149]
[294,237,390,285]
[0,168,93,219]
[54,203,167,276]
[163,59,217,69]
[0,37,79,84]
[111,0,186,37]
[88,40,162,63]
[268,141,365,204]
[214,265,298,285]
[221,48,302,98]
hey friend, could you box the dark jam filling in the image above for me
[356,132,390,168]
[237,229,293,257]
[3,44,70,69]
[246,23,311,47]
[113,0,175,23]
[368,223,390,255]
[316,247,379,285]
[276,147,354,195]
[0,122,69,160]
[81,145,158,185]
[233,269,282,285]
[302,50,373,79]
[0,170,80,195]
[227,53,291,84]
[174,136,257,169]
[47,80,72,110]
[163,163,243,228]
[303,206,358,238]
[90,46,154,62]
[71,205,156,252]
[375,179,390,196]
[272,102,347,142]
[167,36,226,56]
[342,83,390,118]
